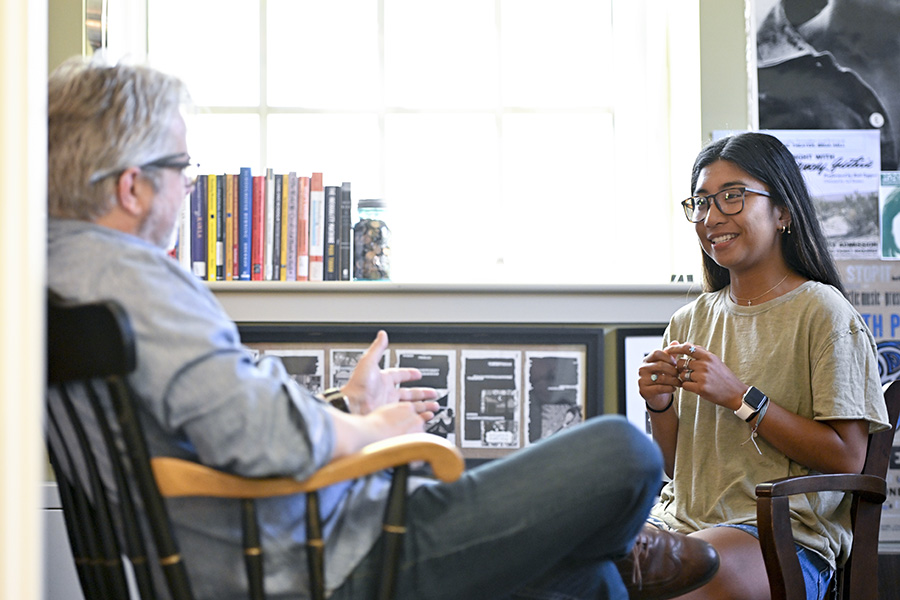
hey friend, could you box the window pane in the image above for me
[148,0,260,107]
[267,114,382,197]
[384,113,500,283]
[384,0,497,108]
[149,0,700,285]
[500,113,619,283]
[186,113,260,174]
[267,0,380,108]
[501,0,613,108]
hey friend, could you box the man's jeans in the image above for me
[332,416,662,600]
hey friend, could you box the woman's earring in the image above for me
[779,225,786,234]
[779,224,792,234]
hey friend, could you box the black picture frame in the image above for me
[238,322,605,459]
[615,326,667,439]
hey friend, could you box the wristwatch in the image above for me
[734,386,768,422]
[321,387,350,413]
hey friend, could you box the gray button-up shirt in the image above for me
[48,218,395,599]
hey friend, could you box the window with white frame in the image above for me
[146,0,702,284]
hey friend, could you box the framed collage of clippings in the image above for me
[239,323,605,461]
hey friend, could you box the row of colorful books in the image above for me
[175,169,353,281]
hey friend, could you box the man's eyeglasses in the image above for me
[681,187,771,223]
[140,153,200,187]
[89,152,200,188]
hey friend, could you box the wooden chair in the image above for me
[756,380,900,600]
[45,292,465,600]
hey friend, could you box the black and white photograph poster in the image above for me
[755,0,900,172]
[395,349,458,444]
[261,349,325,394]
[460,350,521,449]
[329,349,385,389]
[524,351,584,444]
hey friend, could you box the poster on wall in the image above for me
[396,349,458,444]
[782,130,880,260]
[329,349,385,389]
[754,0,900,172]
[460,350,522,449]
[261,349,326,394]
[524,351,585,445]
[882,172,900,260]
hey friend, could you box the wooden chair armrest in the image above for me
[152,433,465,499]
[756,473,887,503]
[756,473,887,600]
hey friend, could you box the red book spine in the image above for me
[308,172,325,281]
[251,175,266,281]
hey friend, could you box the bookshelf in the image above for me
[208,281,698,325]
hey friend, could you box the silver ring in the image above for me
[683,370,692,382]
[689,346,696,354]
[650,373,658,382]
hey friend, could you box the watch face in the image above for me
[744,387,767,410]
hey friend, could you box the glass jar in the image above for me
[353,199,391,280]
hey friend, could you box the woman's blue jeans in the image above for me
[332,415,663,600]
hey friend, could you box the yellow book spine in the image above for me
[207,174,217,281]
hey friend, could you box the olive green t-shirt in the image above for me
[649,281,889,568]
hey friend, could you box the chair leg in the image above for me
[306,491,325,600]
[242,499,265,600]
[378,465,410,600]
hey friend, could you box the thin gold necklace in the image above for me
[730,274,789,306]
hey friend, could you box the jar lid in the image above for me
[358,198,386,209]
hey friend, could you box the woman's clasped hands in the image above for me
[639,341,748,411]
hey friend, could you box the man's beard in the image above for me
[138,199,179,250]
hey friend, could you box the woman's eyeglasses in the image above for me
[681,187,770,223]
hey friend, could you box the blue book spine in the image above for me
[191,175,207,279]
[238,167,252,280]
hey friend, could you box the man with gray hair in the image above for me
[46,57,717,600]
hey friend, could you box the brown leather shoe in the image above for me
[615,525,719,599]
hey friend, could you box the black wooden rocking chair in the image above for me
[46,292,464,600]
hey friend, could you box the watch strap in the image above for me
[734,386,767,422]
[321,387,350,413]
[734,401,757,422]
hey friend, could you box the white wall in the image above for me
[1,0,48,598]
[699,0,755,140]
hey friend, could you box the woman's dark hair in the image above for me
[690,132,844,294]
